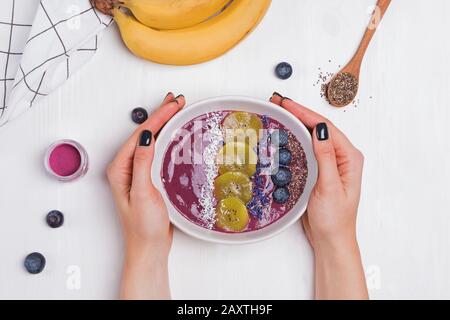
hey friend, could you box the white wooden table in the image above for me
[1,0,449,299]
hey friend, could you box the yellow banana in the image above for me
[113,0,272,66]
[121,0,231,30]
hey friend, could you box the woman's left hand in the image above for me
[106,92,185,299]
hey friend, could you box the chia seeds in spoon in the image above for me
[327,72,359,107]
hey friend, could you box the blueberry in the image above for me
[24,252,46,274]
[273,187,290,204]
[275,62,293,80]
[271,130,289,147]
[277,148,292,166]
[46,210,64,228]
[131,107,148,124]
[271,167,292,187]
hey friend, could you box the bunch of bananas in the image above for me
[92,0,272,65]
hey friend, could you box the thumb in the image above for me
[312,123,341,191]
[131,130,156,195]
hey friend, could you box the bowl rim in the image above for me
[152,95,317,244]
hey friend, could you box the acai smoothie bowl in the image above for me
[152,96,318,244]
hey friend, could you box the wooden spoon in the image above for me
[327,0,392,107]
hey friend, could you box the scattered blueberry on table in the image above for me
[273,187,290,204]
[275,62,293,80]
[271,129,289,147]
[271,167,292,187]
[277,148,292,166]
[131,107,148,124]
[24,252,46,274]
[46,210,64,228]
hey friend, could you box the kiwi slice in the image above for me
[217,141,257,176]
[222,112,263,148]
[215,197,250,232]
[214,172,253,204]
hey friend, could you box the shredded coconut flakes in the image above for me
[198,112,223,229]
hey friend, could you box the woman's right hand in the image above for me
[270,93,368,300]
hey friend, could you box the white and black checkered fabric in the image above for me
[0,0,113,127]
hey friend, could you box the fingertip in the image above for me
[315,122,329,142]
[271,93,296,110]
[161,92,175,106]
[137,129,152,147]
[174,94,186,108]
[312,124,333,156]
[272,91,283,99]
[165,91,174,99]
[270,92,284,105]
[131,130,156,190]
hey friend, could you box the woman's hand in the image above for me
[107,92,186,299]
[270,93,368,300]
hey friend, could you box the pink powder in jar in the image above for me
[48,144,82,177]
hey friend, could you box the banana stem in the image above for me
[91,0,124,16]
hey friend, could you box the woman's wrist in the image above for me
[125,239,170,264]
[313,233,359,258]
[121,242,171,300]
[313,235,368,300]
[314,238,361,270]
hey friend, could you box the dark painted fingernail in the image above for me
[272,92,283,99]
[316,123,329,141]
[165,92,173,99]
[174,94,184,104]
[139,130,152,146]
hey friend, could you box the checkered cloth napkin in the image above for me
[0,0,113,127]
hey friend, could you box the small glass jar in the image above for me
[44,139,89,182]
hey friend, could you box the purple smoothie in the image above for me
[161,111,308,232]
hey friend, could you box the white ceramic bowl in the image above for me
[152,96,318,244]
